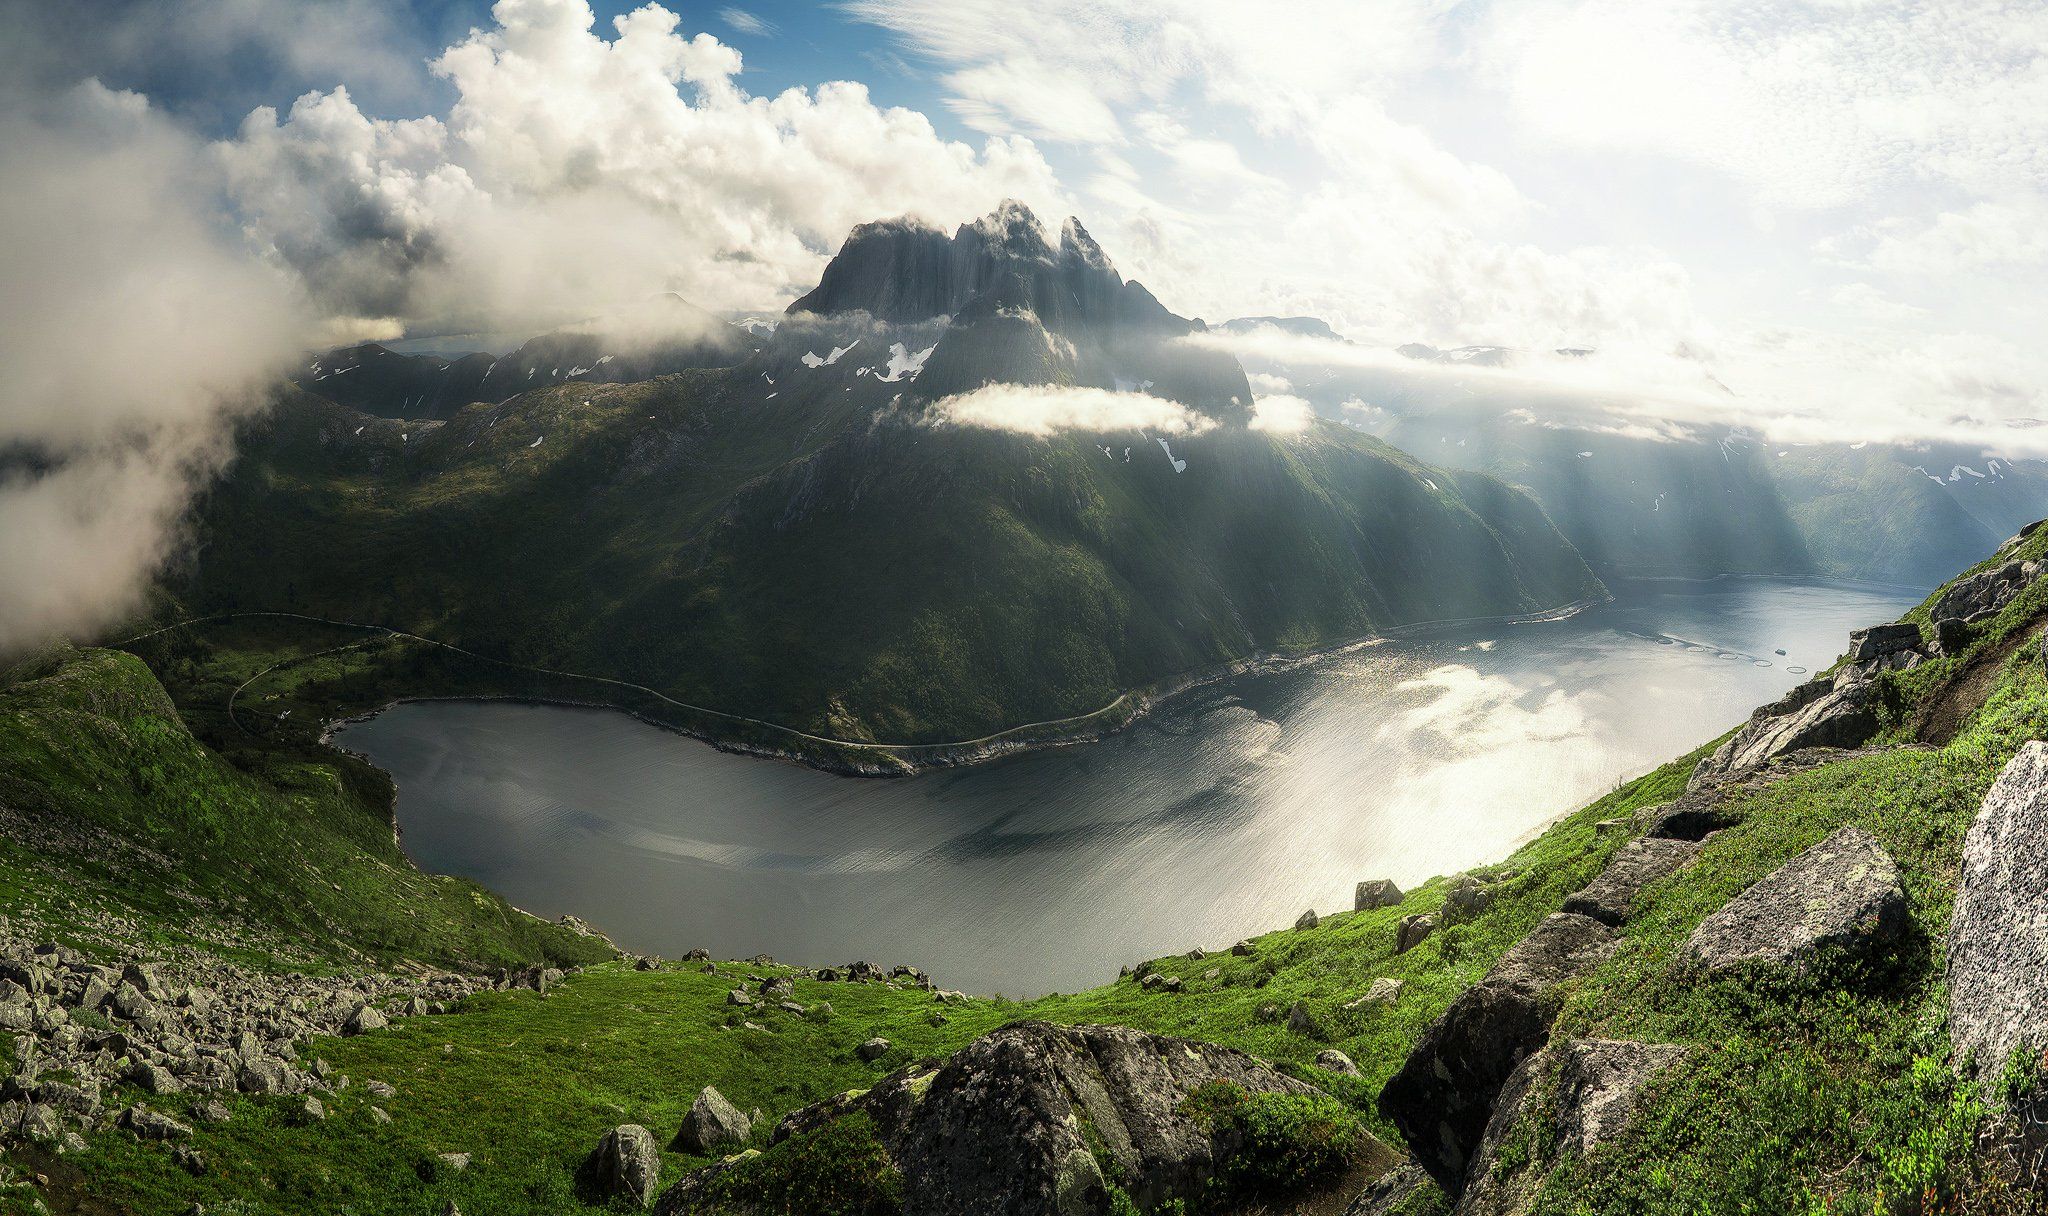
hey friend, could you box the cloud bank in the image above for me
[923,386,1219,438]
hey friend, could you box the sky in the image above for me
[0,0,2044,646]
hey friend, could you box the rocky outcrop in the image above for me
[1456,1039,1689,1216]
[1949,742,2048,1073]
[1563,837,1701,927]
[587,1124,662,1208]
[1344,1162,1433,1215]
[1929,560,2041,652]
[1689,623,1924,790]
[1680,826,1906,975]
[655,1021,1391,1216]
[1379,913,1619,1191]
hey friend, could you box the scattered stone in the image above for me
[724,989,752,1008]
[1950,743,2048,1073]
[191,1101,231,1125]
[588,1124,662,1207]
[437,1151,471,1174]
[1160,977,1184,994]
[1345,978,1403,1009]
[297,1097,326,1123]
[1563,836,1702,927]
[858,1037,891,1062]
[1202,968,1220,981]
[672,1086,751,1155]
[1186,947,1206,961]
[1395,913,1436,954]
[1230,940,1255,957]
[365,1080,396,1099]
[341,1003,387,1036]
[1315,1049,1359,1076]
[369,1106,391,1125]
[1379,913,1618,1190]
[1295,908,1319,931]
[1355,879,1403,911]
[1681,826,1906,975]
[1441,875,1495,922]
[1285,1001,1321,1037]
[759,976,794,1002]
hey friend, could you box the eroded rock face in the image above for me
[655,1021,1386,1216]
[1949,742,2048,1073]
[1456,1039,1690,1216]
[1379,914,1618,1192]
[1680,826,1906,975]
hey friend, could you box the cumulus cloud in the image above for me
[0,79,306,654]
[218,0,1066,337]
[922,385,1218,438]
[1248,394,1315,434]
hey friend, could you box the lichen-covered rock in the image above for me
[1316,1049,1360,1076]
[1681,826,1906,975]
[1563,837,1700,927]
[1379,913,1618,1192]
[1950,742,2048,1073]
[1456,1039,1689,1216]
[655,1021,1391,1216]
[588,1124,662,1208]
[673,1086,751,1155]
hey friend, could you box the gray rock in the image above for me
[1346,977,1404,1009]
[1315,1049,1360,1076]
[1457,1039,1688,1215]
[656,1021,1394,1216]
[1295,908,1320,931]
[1846,622,1921,662]
[724,988,752,1007]
[1285,1001,1321,1037]
[1689,681,1881,790]
[1563,837,1701,927]
[120,1105,193,1141]
[1950,742,2048,1073]
[1355,880,1403,911]
[1930,561,2038,651]
[672,1086,751,1154]
[236,1059,288,1094]
[1230,940,1255,957]
[1379,913,1619,1191]
[341,1003,387,1036]
[438,1151,470,1173]
[1395,913,1436,954]
[1681,826,1906,975]
[589,1124,662,1207]
[759,976,794,1001]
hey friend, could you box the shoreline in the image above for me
[318,591,1614,779]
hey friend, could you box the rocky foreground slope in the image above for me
[8,528,2048,1214]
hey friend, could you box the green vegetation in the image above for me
[1179,1083,1370,1205]
[697,1113,903,1216]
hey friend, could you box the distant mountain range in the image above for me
[171,203,1604,760]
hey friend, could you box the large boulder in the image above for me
[1563,837,1701,927]
[1950,742,2048,1073]
[587,1124,662,1208]
[1688,682,1881,790]
[672,1087,751,1155]
[655,1021,1395,1216]
[1355,880,1403,911]
[1680,826,1906,975]
[1456,1039,1689,1216]
[1379,913,1618,1192]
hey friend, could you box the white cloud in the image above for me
[1248,394,1315,434]
[217,0,1066,336]
[1820,201,2048,279]
[921,385,1218,438]
[0,80,307,653]
[718,7,776,37]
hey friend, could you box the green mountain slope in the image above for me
[165,361,1599,761]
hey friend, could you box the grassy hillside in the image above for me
[0,645,608,973]
[159,359,1600,757]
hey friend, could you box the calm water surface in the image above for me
[338,580,1919,995]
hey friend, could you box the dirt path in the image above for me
[1914,615,2045,746]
